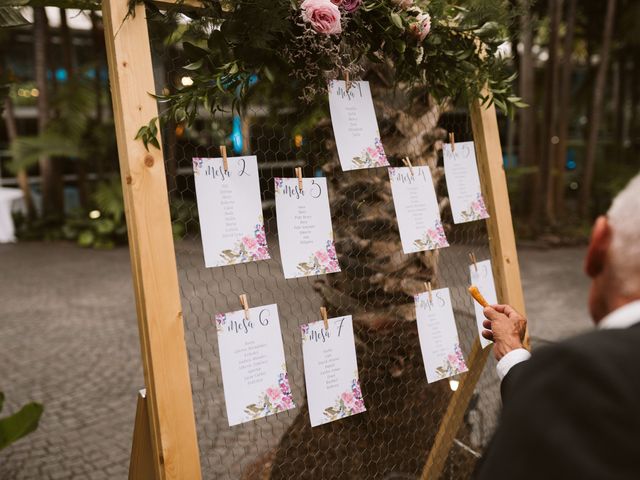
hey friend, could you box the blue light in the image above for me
[55,68,68,82]
[231,116,243,154]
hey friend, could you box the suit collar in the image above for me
[598,300,640,330]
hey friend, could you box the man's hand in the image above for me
[482,304,527,360]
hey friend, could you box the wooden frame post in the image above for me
[102,1,202,478]
[421,95,527,479]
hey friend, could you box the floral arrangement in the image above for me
[434,343,468,379]
[323,378,366,422]
[296,239,341,276]
[219,221,270,265]
[352,136,389,169]
[459,192,489,221]
[130,0,524,146]
[244,372,296,419]
[413,218,449,251]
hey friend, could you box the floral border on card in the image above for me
[322,377,366,424]
[435,343,468,380]
[296,238,341,277]
[243,371,296,421]
[219,216,271,265]
[459,193,489,222]
[192,157,204,175]
[412,219,450,252]
[352,137,389,170]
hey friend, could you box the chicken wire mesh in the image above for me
[146,11,503,480]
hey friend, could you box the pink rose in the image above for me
[341,392,354,404]
[301,0,342,35]
[315,250,329,263]
[409,12,431,41]
[341,0,361,12]
[266,387,281,402]
[243,237,257,250]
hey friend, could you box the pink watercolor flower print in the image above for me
[413,219,450,251]
[220,220,271,265]
[243,372,296,420]
[323,378,366,423]
[435,343,468,380]
[352,137,389,169]
[192,157,204,174]
[459,193,490,222]
[214,313,226,333]
[296,239,341,276]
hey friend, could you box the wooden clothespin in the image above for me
[469,252,478,272]
[320,306,329,330]
[295,167,303,191]
[424,281,433,302]
[448,132,455,152]
[344,70,353,92]
[220,145,228,172]
[402,157,414,176]
[239,293,250,319]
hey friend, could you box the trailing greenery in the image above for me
[129,0,523,149]
[0,392,43,451]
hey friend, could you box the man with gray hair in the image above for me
[474,173,640,479]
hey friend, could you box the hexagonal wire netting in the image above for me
[146,8,502,480]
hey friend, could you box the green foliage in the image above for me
[8,77,114,173]
[0,392,44,451]
[130,0,523,149]
[15,176,197,247]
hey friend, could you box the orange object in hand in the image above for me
[468,285,489,308]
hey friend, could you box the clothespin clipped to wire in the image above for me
[344,70,352,93]
[424,281,433,303]
[402,157,414,176]
[239,293,250,320]
[448,132,455,152]
[469,252,478,272]
[320,306,329,330]
[220,145,228,172]
[295,167,303,191]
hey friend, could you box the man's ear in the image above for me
[585,216,612,278]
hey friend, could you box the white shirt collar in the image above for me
[597,300,640,330]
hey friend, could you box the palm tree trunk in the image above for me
[553,0,576,219]
[262,72,467,479]
[60,8,89,209]
[90,10,105,180]
[4,98,35,219]
[517,0,536,221]
[540,0,563,225]
[34,7,63,217]
[580,0,616,219]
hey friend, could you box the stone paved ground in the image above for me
[0,242,590,479]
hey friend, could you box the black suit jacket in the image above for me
[474,322,640,480]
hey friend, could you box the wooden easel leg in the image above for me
[129,389,157,480]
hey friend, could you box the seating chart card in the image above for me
[274,177,341,279]
[193,155,270,268]
[301,315,366,427]
[415,288,468,383]
[388,166,449,254]
[328,80,389,171]
[215,303,296,426]
[469,259,499,348]
[443,141,490,224]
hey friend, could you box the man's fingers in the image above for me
[483,319,492,329]
[482,329,494,341]
[492,303,520,318]
[483,306,503,321]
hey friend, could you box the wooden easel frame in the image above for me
[102,1,526,478]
